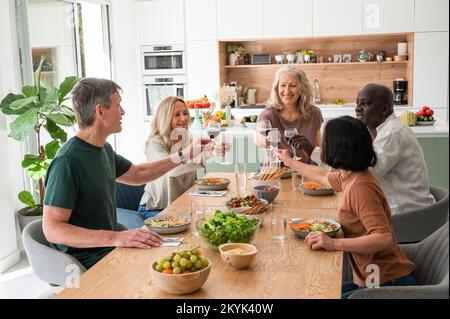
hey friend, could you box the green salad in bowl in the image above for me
[197,211,260,250]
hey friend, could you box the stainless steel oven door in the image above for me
[141,45,185,75]
[143,75,186,121]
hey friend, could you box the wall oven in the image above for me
[141,44,185,75]
[143,75,187,121]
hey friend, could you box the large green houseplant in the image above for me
[0,56,80,230]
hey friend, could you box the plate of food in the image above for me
[281,167,292,179]
[302,181,335,196]
[289,218,341,238]
[225,194,268,213]
[196,177,231,190]
[144,214,191,234]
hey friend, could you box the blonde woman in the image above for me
[138,96,208,218]
[256,65,323,163]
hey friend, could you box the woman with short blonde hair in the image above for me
[257,65,323,164]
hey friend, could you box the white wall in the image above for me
[0,0,24,273]
[110,0,147,163]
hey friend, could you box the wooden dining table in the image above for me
[58,172,343,299]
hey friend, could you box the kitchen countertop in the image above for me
[191,118,449,138]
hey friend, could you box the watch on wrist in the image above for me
[178,149,188,164]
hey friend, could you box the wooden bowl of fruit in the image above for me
[151,247,211,295]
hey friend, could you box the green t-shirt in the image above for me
[44,136,132,269]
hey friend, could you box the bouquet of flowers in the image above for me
[218,84,236,108]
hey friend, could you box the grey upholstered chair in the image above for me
[347,223,449,299]
[392,186,449,243]
[22,220,87,286]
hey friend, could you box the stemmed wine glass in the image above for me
[206,121,221,143]
[284,128,302,161]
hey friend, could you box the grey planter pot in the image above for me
[17,206,42,232]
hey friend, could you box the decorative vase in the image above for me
[229,53,238,66]
[357,49,369,62]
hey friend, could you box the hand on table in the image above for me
[114,227,163,248]
[305,231,335,251]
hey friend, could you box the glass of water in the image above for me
[270,204,286,241]
[190,198,205,236]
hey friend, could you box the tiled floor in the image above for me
[0,251,56,299]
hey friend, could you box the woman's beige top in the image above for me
[139,135,203,210]
[328,170,416,287]
[258,105,323,162]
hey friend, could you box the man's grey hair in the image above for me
[71,78,122,128]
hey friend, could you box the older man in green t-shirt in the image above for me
[43,78,212,269]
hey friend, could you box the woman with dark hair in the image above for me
[276,116,416,299]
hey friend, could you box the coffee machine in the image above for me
[393,78,408,105]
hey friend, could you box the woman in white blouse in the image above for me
[138,96,208,218]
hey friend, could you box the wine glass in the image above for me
[217,133,232,165]
[284,128,302,161]
[206,121,221,143]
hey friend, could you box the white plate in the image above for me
[144,214,191,234]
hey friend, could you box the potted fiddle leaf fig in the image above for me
[0,56,80,231]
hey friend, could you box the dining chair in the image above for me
[22,220,87,286]
[348,222,449,299]
[392,186,449,243]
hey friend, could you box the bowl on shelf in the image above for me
[150,260,211,295]
[219,243,257,269]
[252,185,280,204]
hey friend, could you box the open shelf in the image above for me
[224,61,408,69]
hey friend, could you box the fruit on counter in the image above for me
[241,115,258,123]
[153,246,209,274]
[335,98,344,105]
[400,111,417,126]
[186,95,211,109]
[416,106,435,122]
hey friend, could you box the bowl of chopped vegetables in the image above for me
[196,211,260,250]
[289,218,341,238]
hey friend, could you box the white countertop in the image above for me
[190,104,448,138]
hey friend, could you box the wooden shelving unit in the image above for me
[219,33,414,105]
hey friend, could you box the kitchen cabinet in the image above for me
[217,0,263,40]
[415,0,449,32]
[263,0,312,38]
[363,0,414,34]
[185,0,217,41]
[312,0,363,36]
[413,32,449,110]
[137,0,185,44]
[186,41,219,99]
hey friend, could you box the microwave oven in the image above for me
[142,75,187,121]
[141,44,186,75]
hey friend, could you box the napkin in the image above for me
[160,237,184,247]
[189,190,228,197]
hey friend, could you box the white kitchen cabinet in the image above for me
[263,0,312,38]
[313,0,362,36]
[363,0,414,34]
[185,0,217,41]
[217,0,263,40]
[413,32,449,111]
[415,0,449,32]
[186,41,219,99]
[137,0,185,44]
